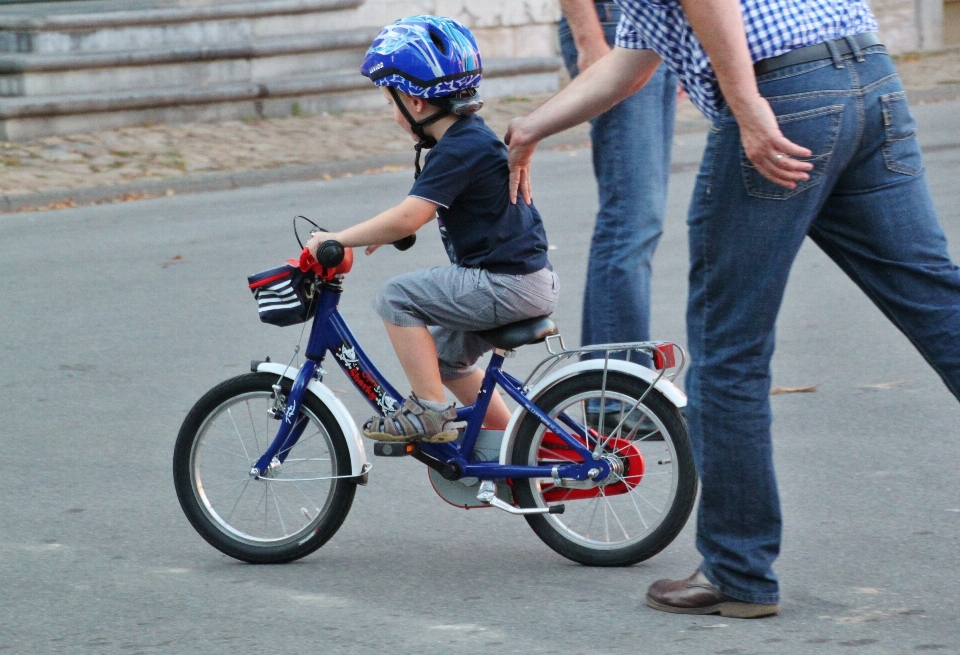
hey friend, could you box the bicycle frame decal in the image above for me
[333,341,400,415]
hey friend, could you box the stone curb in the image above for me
[0,124,707,214]
[0,151,412,214]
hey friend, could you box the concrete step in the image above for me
[0,28,381,96]
[0,0,363,54]
[0,56,562,141]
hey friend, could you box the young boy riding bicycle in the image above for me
[306,16,559,444]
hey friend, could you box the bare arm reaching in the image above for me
[505,46,662,204]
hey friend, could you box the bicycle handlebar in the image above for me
[314,234,416,269]
[392,234,416,251]
[315,240,345,269]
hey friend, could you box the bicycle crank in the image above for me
[477,481,565,515]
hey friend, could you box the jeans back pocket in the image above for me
[880,92,923,176]
[740,104,844,201]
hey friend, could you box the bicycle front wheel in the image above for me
[173,373,356,563]
[511,371,696,566]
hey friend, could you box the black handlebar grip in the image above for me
[316,240,345,268]
[392,234,417,251]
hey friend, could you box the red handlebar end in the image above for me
[297,246,353,279]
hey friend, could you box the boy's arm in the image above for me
[306,196,438,257]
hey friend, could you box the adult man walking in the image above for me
[506,0,960,618]
[558,0,676,357]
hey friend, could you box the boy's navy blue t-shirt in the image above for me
[408,114,549,275]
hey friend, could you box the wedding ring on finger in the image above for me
[775,152,784,160]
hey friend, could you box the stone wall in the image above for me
[355,0,948,57]
[355,0,561,58]
[873,0,944,52]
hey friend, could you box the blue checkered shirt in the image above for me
[614,0,878,119]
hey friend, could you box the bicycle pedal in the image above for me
[548,504,565,514]
[373,442,417,457]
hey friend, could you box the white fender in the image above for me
[498,359,687,466]
[255,362,370,482]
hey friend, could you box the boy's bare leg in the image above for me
[384,322,511,427]
[384,322,446,403]
[444,369,512,429]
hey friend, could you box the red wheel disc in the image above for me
[537,430,645,503]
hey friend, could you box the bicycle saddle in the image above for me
[474,315,558,350]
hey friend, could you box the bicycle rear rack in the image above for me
[524,335,686,390]
[520,337,687,457]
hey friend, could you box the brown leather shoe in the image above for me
[645,570,780,618]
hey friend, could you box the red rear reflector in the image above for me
[653,343,676,370]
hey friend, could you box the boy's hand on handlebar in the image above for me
[365,244,382,255]
[306,231,339,260]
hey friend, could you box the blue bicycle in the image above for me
[173,227,697,566]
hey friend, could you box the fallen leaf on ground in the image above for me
[770,385,817,395]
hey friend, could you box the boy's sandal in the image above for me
[362,394,459,443]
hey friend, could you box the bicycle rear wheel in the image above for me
[173,373,356,563]
[511,371,696,566]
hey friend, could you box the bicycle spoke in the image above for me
[224,477,254,524]
[276,456,331,473]
[245,399,262,455]
[584,495,602,539]
[617,475,650,531]
[272,485,310,528]
[600,489,630,541]
[623,482,665,514]
[290,478,327,512]
[268,485,289,536]
[226,407,253,464]
[200,443,252,463]
[276,424,326,461]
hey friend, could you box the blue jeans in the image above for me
[687,43,960,604]
[558,5,676,354]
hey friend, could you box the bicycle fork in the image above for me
[250,360,318,478]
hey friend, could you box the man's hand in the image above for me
[505,118,536,205]
[735,96,812,189]
[675,0,812,189]
[504,47,661,205]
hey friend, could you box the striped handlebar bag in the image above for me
[247,265,318,327]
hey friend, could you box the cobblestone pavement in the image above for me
[1,49,958,203]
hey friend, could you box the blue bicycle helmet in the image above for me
[361,16,484,177]
[361,15,482,99]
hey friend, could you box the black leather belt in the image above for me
[753,32,884,76]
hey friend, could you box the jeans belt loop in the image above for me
[824,39,845,69]
[845,35,866,62]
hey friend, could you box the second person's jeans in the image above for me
[558,4,676,353]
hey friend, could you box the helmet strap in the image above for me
[389,87,448,179]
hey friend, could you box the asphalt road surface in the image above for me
[2,100,959,654]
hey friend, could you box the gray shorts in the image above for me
[373,266,560,380]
